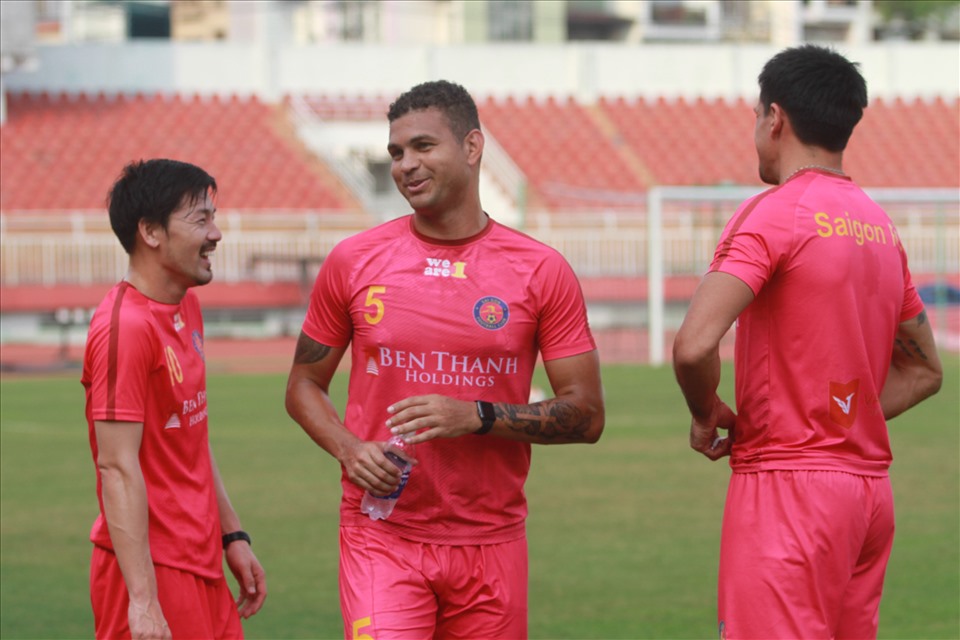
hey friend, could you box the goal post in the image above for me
[647,186,763,366]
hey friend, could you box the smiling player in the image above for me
[286,80,605,639]
[83,159,266,639]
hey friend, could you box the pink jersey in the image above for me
[711,168,923,476]
[82,282,222,579]
[302,216,596,545]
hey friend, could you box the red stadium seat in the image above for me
[3,90,956,215]
[480,94,647,211]
[0,91,350,212]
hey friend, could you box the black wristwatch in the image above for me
[222,530,251,549]
[475,400,495,435]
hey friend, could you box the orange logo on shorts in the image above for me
[829,379,859,428]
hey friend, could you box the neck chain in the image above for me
[787,164,845,181]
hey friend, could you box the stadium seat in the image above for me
[478,95,647,211]
[3,90,956,215]
[0,91,352,213]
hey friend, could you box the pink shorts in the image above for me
[339,526,528,640]
[718,471,894,640]
[90,546,243,639]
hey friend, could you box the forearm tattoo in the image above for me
[498,400,591,441]
[293,332,332,365]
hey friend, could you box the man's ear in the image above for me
[463,129,484,167]
[768,102,786,139]
[137,219,162,249]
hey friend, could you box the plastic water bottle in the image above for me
[360,435,415,521]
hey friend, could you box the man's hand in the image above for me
[225,542,267,619]
[689,399,736,461]
[340,438,404,495]
[386,395,479,444]
[128,599,171,640]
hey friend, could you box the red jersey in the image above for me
[302,216,596,544]
[711,169,924,476]
[82,282,221,579]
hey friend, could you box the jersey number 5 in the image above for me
[364,286,386,325]
[352,617,373,640]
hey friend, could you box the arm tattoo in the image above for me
[907,339,929,361]
[894,338,912,358]
[293,332,332,365]
[893,312,932,361]
[894,337,929,361]
[497,400,590,441]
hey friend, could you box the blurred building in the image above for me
[17,0,960,46]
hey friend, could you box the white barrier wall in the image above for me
[3,41,958,102]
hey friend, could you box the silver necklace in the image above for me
[787,164,846,181]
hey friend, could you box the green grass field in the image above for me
[2,358,957,639]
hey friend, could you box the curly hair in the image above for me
[387,80,481,141]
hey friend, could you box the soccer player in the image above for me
[673,45,943,639]
[82,159,267,638]
[285,80,604,639]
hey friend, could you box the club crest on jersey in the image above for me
[473,296,509,330]
[192,330,205,361]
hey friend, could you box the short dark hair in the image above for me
[387,80,481,141]
[107,159,217,254]
[758,45,868,152]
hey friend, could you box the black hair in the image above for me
[758,44,868,152]
[107,159,217,254]
[387,80,481,141]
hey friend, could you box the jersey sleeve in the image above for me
[709,194,794,295]
[301,242,354,348]
[86,308,157,423]
[534,251,596,361]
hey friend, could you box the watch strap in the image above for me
[475,400,495,435]
[222,530,251,549]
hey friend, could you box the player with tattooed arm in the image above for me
[285,80,604,639]
[673,45,943,639]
